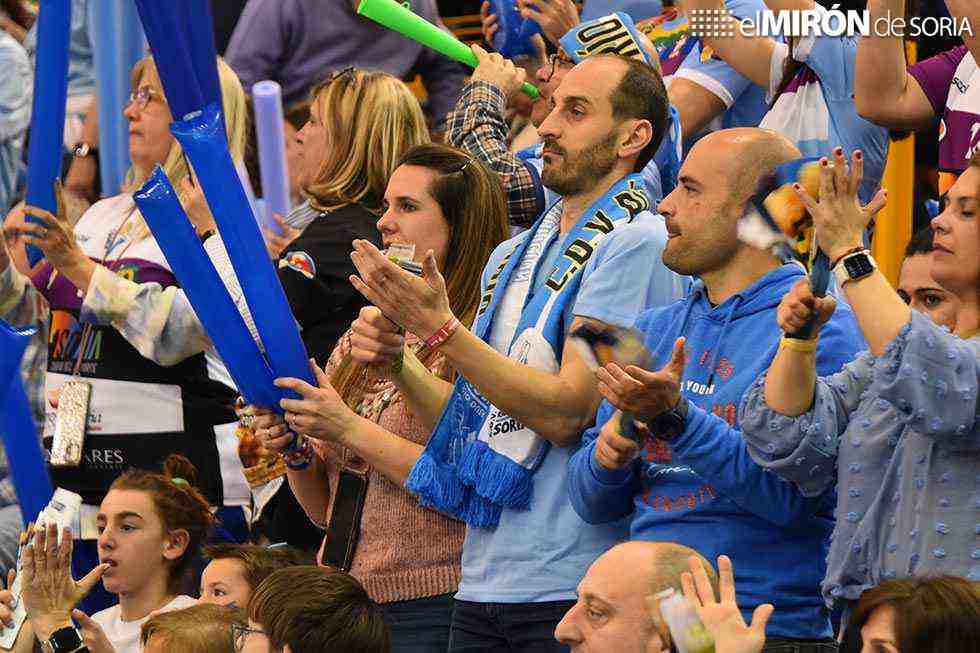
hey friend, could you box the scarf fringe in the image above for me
[458,440,534,511]
[406,451,465,512]
[460,488,503,530]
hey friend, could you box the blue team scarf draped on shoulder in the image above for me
[406,174,651,529]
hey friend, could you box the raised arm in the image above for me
[667,78,728,141]
[946,0,980,65]
[855,0,936,130]
[446,47,542,228]
[675,0,775,89]
[796,148,903,356]
[762,281,839,416]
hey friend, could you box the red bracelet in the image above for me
[424,316,461,349]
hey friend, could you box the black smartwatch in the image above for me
[645,398,690,442]
[41,626,84,653]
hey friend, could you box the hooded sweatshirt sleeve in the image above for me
[669,314,864,525]
[567,398,639,524]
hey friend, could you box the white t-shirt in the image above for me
[91,595,197,653]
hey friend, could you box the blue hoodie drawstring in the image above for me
[648,286,699,360]
[705,297,741,388]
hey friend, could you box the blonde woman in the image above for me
[0,56,251,613]
[275,67,429,364]
[235,68,430,555]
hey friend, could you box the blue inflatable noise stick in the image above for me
[0,322,54,526]
[24,0,71,267]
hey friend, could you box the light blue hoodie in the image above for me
[567,264,865,638]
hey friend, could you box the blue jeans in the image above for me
[380,593,454,653]
[449,599,574,652]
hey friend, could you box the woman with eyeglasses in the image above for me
[0,55,252,613]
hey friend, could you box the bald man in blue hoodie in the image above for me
[566,128,866,650]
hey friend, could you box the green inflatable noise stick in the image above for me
[357,0,541,99]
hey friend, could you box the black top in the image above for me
[277,203,382,366]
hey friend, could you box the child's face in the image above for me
[199,558,252,608]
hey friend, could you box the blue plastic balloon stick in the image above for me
[0,322,54,525]
[24,0,72,266]
[134,167,281,409]
[170,105,315,397]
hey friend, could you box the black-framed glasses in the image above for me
[544,50,574,82]
[231,623,266,652]
[126,86,162,112]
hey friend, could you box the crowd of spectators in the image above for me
[0,1,977,652]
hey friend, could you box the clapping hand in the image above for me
[596,338,686,422]
[793,148,887,263]
[349,240,454,342]
[21,523,107,642]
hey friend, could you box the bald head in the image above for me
[696,128,802,207]
[556,541,718,652]
[607,541,718,597]
[659,128,800,281]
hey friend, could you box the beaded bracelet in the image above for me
[281,434,314,471]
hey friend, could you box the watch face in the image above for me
[650,410,686,441]
[843,253,874,279]
[46,627,83,653]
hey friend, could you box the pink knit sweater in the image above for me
[309,332,464,604]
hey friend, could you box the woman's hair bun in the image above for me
[162,454,199,487]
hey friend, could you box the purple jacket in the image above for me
[225,0,465,126]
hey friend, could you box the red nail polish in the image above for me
[855,151,863,160]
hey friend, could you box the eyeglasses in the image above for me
[544,51,574,82]
[126,86,162,112]
[231,623,266,652]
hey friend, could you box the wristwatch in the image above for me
[72,142,98,159]
[832,249,877,286]
[645,398,690,442]
[41,626,84,653]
